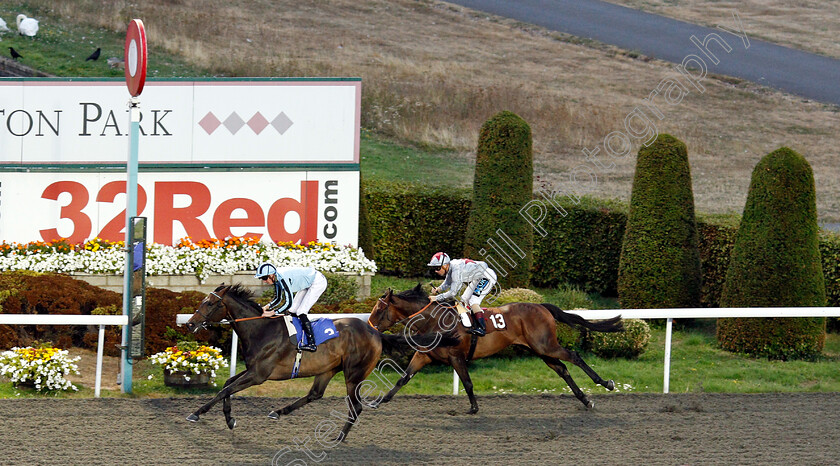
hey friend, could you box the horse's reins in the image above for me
[368,298,454,329]
[197,290,280,326]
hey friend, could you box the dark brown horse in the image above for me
[368,284,623,413]
[184,284,454,441]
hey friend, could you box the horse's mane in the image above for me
[395,283,428,303]
[216,283,262,311]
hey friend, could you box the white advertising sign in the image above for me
[0,171,359,246]
[0,79,361,164]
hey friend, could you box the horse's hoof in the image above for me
[227,417,237,430]
[267,411,279,420]
[467,407,479,415]
[605,379,616,391]
[586,400,595,410]
[186,414,200,423]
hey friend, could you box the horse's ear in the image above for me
[414,282,423,292]
[384,288,393,300]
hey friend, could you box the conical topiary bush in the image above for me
[464,110,533,288]
[718,147,826,359]
[618,134,701,309]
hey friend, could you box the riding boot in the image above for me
[297,314,318,352]
[468,311,486,336]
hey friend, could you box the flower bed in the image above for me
[0,237,376,282]
[149,341,228,386]
[0,345,80,392]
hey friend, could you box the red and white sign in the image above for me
[0,171,359,246]
[125,19,147,97]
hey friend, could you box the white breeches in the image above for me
[288,271,327,315]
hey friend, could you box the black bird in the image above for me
[9,47,22,60]
[85,47,101,61]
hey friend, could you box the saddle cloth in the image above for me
[287,315,340,347]
[465,309,505,334]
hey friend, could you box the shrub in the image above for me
[584,318,650,359]
[144,287,211,356]
[548,284,596,311]
[618,134,702,309]
[364,178,470,276]
[821,232,840,331]
[319,273,359,305]
[697,219,738,307]
[491,288,544,306]
[464,110,534,288]
[718,147,826,359]
[357,172,375,260]
[531,197,627,294]
[0,271,122,352]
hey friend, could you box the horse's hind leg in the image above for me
[450,355,479,414]
[538,342,615,391]
[567,349,615,391]
[540,355,595,409]
[374,352,432,407]
[269,368,339,419]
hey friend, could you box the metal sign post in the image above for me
[128,217,147,359]
[121,19,147,394]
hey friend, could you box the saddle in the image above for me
[281,315,340,379]
[283,315,340,348]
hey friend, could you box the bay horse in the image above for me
[368,284,623,413]
[184,284,455,441]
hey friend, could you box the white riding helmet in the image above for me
[427,252,451,268]
[255,262,277,279]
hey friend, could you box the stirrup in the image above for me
[467,327,485,336]
[299,342,317,352]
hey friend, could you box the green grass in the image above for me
[360,131,473,187]
[0,3,208,78]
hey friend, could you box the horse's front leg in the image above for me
[221,371,246,429]
[372,352,432,407]
[187,369,265,427]
[449,354,478,414]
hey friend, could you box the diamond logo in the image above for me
[247,112,270,135]
[198,112,221,134]
[271,112,293,134]
[223,112,246,134]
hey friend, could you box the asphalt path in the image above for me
[445,0,840,106]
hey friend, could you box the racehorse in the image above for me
[184,284,455,441]
[368,284,623,413]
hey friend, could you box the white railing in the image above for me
[178,307,840,395]
[0,314,129,397]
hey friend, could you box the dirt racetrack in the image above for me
[1,393,839,465]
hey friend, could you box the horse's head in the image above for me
[368,289,401,331]
[186,284,230,333]
[368,284,432,331]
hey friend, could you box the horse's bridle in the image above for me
[367,297,390,329]
[193,290,230,330]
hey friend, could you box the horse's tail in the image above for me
[541,303,623,333]
[379,331,460,355]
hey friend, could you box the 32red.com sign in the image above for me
[0,171,358,246]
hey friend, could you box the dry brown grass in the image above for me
[26,0,840,221]
[609,0,840,59]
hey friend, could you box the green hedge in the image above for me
[364,178,471,276]
[364,180,840,309]
[530,197,627,294]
